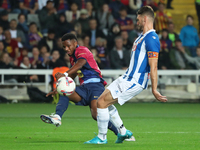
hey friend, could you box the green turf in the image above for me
[0,103,200,150]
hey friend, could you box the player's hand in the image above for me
[55,72,65,80]
[46,89,58,97]
[152,90,167,102]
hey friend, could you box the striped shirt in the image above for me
[155,10,172,32]
[123,29,160,89]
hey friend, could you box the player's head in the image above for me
[136,6,154,32]
[61,33,78,56]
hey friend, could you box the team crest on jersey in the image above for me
[132,44,137,51]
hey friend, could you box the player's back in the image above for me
[70,46,106,85]
[123,29,160,89]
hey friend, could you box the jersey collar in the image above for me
[72,45,79,56]
[142,29,155,36]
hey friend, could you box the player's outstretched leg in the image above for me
[40,95,69,127]
[108,105,133,143]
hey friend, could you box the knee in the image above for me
[97,97,106,108]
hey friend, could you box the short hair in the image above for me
[119,6,127,12]
[186,15,193,20]
[29,22,37,27]
[61,33,78,42]
[47,0,53,4]
[18,13,25,19]
[89,17,97,22]
[168,22,174,26]
[175,39,181,43]
[162,28,168,33]
[114,36,123,42]
[137,6,154,19]
[22,56,29,61]
[158,2,165,6]
[10,19,17,22]
[70,2,78,6]
[48,28,55,34]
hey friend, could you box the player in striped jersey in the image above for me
[85,6,168,144]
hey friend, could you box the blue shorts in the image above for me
[75,82,105,106]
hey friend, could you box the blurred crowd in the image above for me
[0,0,200,83]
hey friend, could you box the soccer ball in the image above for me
[56,76,76,96]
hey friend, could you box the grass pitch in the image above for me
[0,103,199,150]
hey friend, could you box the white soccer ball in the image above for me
[56,76,76,96]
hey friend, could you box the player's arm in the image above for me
[148,57,158,93]
[66,59,86,79]
[148,54,167,102]
[55,59,86,80]
[46,59,86,97]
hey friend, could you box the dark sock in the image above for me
[108,121,118,135]
[55,95,69,118]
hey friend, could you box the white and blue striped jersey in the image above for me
[122,29,160,89]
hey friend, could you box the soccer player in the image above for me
[85,6,168,144]
[40,33,134,141]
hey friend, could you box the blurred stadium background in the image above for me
[0,0,200,149]
[0,0,200,103]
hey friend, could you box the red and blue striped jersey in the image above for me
[70,46,107,86]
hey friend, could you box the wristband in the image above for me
[64,72,68,77]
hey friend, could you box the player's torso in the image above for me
[70,46,103,85]
[123,30,158,88]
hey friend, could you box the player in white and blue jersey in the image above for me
[85,6,168,144]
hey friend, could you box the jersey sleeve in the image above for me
[75,47,88,60]
[145,34,160,59]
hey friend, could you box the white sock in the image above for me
[97,108,109,140]
[108,105,126,135]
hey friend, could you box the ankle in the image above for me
[54,114,61,120]
[119,124,126,135]
[98,133,107,141]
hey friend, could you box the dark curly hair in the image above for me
[61,33,78,42]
